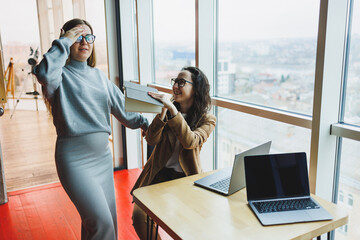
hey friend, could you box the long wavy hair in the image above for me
[43,18,96,114]
[173,66,212,130]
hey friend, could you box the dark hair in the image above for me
[173,66,212,129]
[62,18,96,67]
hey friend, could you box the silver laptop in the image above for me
[244,152,333,226]
[194,141,271,196]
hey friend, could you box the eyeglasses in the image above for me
[171,78,193,88]
[75,34,96,44]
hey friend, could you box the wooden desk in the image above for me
[133,172,348,240]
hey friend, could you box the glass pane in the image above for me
[85,0,109,76]
[216,107,311,169]
[0,0,42,105]
[335,138,360,239]
[217,0,320,115]
[153,0,195,86]
[344,0,360,126]
[132,0,139,80]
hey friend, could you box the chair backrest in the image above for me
[147,144,154,160]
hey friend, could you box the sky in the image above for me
[153,0,195,44]
[1,0,360,45]
[217,0,321,40]
[152,0,322,43]
[0,0,106,45]
[0,0,40,44]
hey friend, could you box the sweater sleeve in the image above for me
[167,113,216,149]
[107,80,149,131]
[33,37,72,101]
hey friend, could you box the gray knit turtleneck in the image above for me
[34,37,148,137]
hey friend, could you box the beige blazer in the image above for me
[131,112,216,194]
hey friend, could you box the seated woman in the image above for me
[130,66,216,240]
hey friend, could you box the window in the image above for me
[339,190,344,203]
[0,0,42,109]
[335,138,359,239]
[217,0,320,115]
[85,0,109,76]
[216,107,311,168]
[338,224,349,235]
[152,0,195,86]
[343,0,360,126]
[348,194,353,207]
[333,2,360,238]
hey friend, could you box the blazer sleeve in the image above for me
[145,114,167,146]
[167,112,216,149]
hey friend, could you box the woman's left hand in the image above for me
[148,92,173,109]
[148,92,178,118]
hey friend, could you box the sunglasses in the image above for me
[75,34,96,44]
[171,78,193,88]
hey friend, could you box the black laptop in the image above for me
[244,152,333,226]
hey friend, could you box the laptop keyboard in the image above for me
[210,177,231,192]
[253,198,320,213]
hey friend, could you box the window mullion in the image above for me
[310,0,349,200]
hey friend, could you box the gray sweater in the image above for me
[34,37,148,137]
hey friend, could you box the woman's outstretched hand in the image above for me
[148,92,173,108]
[148,92,178,119]
[60,26,86,44]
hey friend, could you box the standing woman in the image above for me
[33,18,148,240]
[131,66,216,240]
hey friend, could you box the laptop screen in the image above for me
[244,152,310,201]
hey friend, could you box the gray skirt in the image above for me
[55,132,117,240]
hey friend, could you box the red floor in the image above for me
[0,169,171,240]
